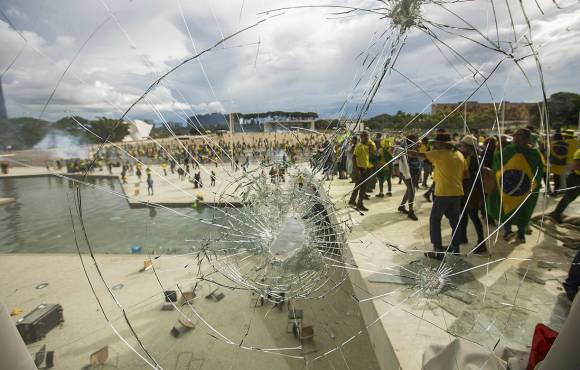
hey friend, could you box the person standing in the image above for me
[408,138,422,189]
[486,128,543,245]
[169,159,176,174]
[419,137,431,188]
[146,173,154,196]
[457,135,487,254]
[120,165,127,184]
[548,132,569,195]
[348,136,359,183]
[348,131,375,211]
[411,133,467,259]
[197,171,203,188]
[563,129,578,189]
[210,171,216,187]
[135,165,142,181]
[394,137,418,220]
[376,137,393,197]
[337,135,349,180]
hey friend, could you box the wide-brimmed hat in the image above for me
[460,135,478,147]
[433,133,456,144]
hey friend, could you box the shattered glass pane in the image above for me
[0,0,579,369]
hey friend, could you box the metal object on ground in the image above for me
[16,304,64,344]
[164,290,177,302]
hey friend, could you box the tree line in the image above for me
[1,92,577,150]
[0,116,129,150]
[365,92,580,131]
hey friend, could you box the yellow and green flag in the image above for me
[486,144,543,226]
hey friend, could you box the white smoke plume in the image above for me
[33,130,89,159]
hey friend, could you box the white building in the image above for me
[122,120,153,142]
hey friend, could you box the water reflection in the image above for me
[0,175,218,254]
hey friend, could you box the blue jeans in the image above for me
[429,196,462,252]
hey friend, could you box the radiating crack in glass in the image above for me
[1,0,579,369]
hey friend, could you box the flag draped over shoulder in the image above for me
[486,144,543,226]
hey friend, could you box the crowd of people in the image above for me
[341,126,579,264]
[92,133,327,195]
[32,133,326,192]
[94,133,326,170]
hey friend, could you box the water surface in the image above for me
[0,176,219,254]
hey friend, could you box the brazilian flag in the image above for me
[549,140,569,175]
[486,144,543,227]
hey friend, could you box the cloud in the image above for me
[191,101,225,114]
[0,0,579,121]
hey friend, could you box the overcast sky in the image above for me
[0,0,579,122]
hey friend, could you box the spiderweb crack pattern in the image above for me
[1,0,578,368]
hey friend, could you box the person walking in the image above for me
[394,137,418,220]
[486,128,544,245]
[348,136,359,183]
[146,173,154,196]
[457,135,487,254]
[548,132,570,195]
[408,139,422,189]
[419,137,431,188]
[135,166,142,181]
[411,133,467,259]
[169,159,176,174]
[376,137,393,197]
[348,131,375,211]
[550,149,580,223]
[210,171,216,187]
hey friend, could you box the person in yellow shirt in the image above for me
[563,129,578,187]
[550,149,580,223]
[548,132,569,194]
[563,129,578,162]
[348,131,376,211]
[411,133,467,259]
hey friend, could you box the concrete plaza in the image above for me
[0,162,578,369]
